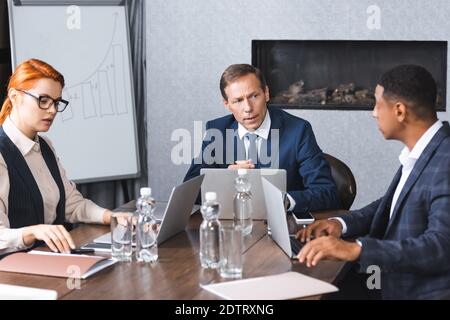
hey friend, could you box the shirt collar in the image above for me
[399,120,443,166]
[237,109,271,140]
[3,116,40,156]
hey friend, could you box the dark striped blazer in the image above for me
[341,122,450,299]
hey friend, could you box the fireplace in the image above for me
[252,40,447,111]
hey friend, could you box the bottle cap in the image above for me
[237,168,248,176]
[205,192,217,201]
[140,187,152,197]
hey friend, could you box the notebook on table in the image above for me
[201,271,338,300]
[0,250,117,279]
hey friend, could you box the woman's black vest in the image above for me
[0,126,65,228]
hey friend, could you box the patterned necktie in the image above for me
[245,133,259,166]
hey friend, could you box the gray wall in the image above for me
[146,0,450,209]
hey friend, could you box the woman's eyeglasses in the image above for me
[16,89,69,112]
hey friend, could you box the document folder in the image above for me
[0,250,117,279]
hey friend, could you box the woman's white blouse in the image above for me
[0,116,105,254]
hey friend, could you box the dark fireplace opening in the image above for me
[252,40,447,111]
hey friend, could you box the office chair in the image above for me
[323,153,357,210]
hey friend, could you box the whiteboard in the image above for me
[8,1,140,183]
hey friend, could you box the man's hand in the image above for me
[298,236,361,267]
[228,160,255,170]
[296,219,343,243]
[22,224,76,253]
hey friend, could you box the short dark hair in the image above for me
[378,64,437,120]
[220,64,267,100]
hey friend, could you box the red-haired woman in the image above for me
[0,58,113,255]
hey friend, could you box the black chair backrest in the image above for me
[323,153,357,210]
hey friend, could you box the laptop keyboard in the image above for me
[289,235,304,255]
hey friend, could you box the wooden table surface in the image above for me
[0,203,351,300]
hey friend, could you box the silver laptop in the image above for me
[89,174,204,247]
[261,177,304,259]
[200,168,286,220]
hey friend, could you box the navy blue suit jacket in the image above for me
[341,122,450,299]
[183,107,339,214]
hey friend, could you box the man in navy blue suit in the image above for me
[184,64,339,214]
[298,65,450,299]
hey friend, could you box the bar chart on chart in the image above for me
[62,14,130,123]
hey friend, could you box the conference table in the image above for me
[0,202,351,300]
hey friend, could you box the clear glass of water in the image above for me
[219,224,243,278]
[111,212,133,261]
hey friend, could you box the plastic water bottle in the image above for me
[136,187,159,262]
[233,169,253,236]
[199,192,221,269]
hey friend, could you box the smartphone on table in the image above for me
[291,211,315,225]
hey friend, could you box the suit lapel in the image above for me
[260,108,282,168]
[369,167,402,238]
[385,122,450,235]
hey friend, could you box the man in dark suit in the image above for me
[184,64,339,214]
[297,65,450,299]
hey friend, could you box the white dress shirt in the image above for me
[237,110,296,211]
[0,116,106,254]
[333,120,443,237]
[237,109,271,159]
[389,120,443,217]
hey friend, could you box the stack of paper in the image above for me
[201,271,338,300]
[0,284,57,300]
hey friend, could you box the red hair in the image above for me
[0,58,65,124]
